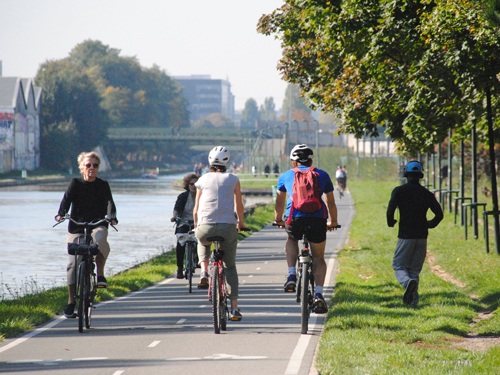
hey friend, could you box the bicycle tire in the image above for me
[301,262,310,334]
[211,265,221,334]
[77,261,86,333]
[296,264,302,304]
[85,271,96,329]
[187,242,193,293]
[221,271,227,331]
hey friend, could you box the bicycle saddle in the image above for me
[207,236,225,242]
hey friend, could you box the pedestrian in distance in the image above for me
[264,164,271,178]
[55,151,118,318]
[171,173,200,279]
[274,144,339,314]
[386,160,443,306]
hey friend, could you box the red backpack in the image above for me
[286,166,325,225]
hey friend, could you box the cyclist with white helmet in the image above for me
[274,144,339,314]
[193,146,249,321]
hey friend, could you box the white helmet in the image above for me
[208,146,231,167]
[290,144,313,162]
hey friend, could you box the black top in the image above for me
[387,180,443,239]
[58,177,118,234]
[173,190,189,215]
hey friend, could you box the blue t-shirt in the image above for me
[277,166,334,218]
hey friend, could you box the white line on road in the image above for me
[112,371,125,375]
[148,341,161,348]
[176,319,186,324]
[285,335,313,374]
[199,305,207,308]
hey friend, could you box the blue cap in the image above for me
[405,161,422,173]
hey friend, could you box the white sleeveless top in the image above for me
[195,172,239,225]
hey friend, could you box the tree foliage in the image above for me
[260,97,277,121]
[242,98,260,127]
[281,84,312,122]
[258,0,500,154]
[35,39,189,170]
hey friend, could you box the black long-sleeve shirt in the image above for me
[58,177,118,234]
[387,180,443,239]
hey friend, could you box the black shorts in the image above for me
[285,217,327,243]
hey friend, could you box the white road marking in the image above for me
[285,334,312,374]
[166,353,267,361]
[199,305,207,308]
[72,357,108,361]
[148,341,161,347]
[256,267,261,270]
[112,371,125,375]
[176,319,186,324]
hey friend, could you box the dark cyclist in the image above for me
[274,144,339,314]
[171,173,200,279]
[55,151,118,318]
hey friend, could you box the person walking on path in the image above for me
[386,160,443,305]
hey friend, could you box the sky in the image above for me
[0,0,288,111]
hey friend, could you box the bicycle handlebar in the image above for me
[54,215,118,231]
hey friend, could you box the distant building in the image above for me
[175,75,235,123]
[0,77,42,172]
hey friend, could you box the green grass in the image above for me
[0,204,274,341]
[316,178,500,374]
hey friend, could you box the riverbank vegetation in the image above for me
[0,203,273,342]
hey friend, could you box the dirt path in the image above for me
[427,252,499,351]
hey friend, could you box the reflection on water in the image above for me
[0,174,185,298]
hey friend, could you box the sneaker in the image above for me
[97,275,107,288]
[64,303,76,318]
[176,268,184,279]
[230,309,242,321]
[403,279,417,305]
[312,293,328,314]
[284,274,296,292]
[198,271,209,289]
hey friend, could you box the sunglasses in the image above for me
[85,163,100,168]
[189,182,196,186]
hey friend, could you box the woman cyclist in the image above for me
[171,173,200,279]
[193,146,249,321]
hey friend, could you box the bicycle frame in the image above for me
[208,238,229,334]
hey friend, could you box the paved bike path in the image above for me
[0,191,354,375]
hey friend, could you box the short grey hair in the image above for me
[77,151,101,175]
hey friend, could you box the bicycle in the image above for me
[337,179,345,199]
[206,228,250,334]
[273,222,340,334]
[54,215,117,333]
[175,221,197,293]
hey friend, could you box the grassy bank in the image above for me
[316,178,500,374]
[0,204,274,342]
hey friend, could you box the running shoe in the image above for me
[284,274,296,292]
[312,293,328,314]
[198,271,209,289]
[64,303,76,318]
[97,275,107,288]
[176,268,184,279]
[231,309,243,321]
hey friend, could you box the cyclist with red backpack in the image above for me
[273,144,339,314]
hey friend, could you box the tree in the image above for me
[35,59,109,168]
[281,84,312,122]
[242,98,260,127]
[259,97,276,121]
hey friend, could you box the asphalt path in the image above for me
[0,190,354,375]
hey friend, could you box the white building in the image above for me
[0,77,42,172]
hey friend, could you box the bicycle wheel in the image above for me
[186,242,193,293]
[296,263,302,303]
[301,262,311,334]
[77,261,87,333]
[85,270,96,329]
[220,271,227,331]
[211,265,221,334]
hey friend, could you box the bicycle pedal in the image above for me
[231,317,242,321]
